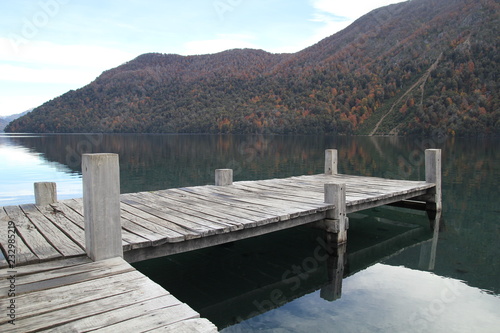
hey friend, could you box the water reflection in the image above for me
[0,134,81,205]
[224,263,499,333]
[2,133,498,332]
[133,209,444,330]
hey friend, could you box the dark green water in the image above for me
[0,133,498,332]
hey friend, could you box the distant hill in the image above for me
[6,0,499,136]
[0,110,31,132]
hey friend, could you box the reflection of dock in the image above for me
[0,149,441,331]
[134,210,440,329]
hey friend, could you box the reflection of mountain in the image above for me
[8,134,401,191]
[7,134,499,295]
[6,133,438,190]
[133,211,437,329]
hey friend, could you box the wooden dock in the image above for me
[0,149,442,332]
[0,174,436,267]
[0,257,217,332]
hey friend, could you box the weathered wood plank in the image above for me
[153,190,260,229]
[120,204,185,243]
[66,198,149,251]
[2,256,91,277]
[0,208,39,267]
[134,191,241,232]
[174,187,281,226]
[124,193,225,236]
[188,185,308,219]
[231,183,332,210]
[20,204,84,257]
[3,205,61,262]
[151,190,246,231]
[90,303,200,333]
[40,295,183,333]
[120,201,194,240]
[234,181,323,200]
[50,200,85,228]
[15,294,176,333]
[215,183,324,211]
[0,257,133,297]
[150,318,218,332]
[0,271,149,324]
[35,204,86,250]
[120,210,175,246]
[167,201,263,228]
[0,256,211,333]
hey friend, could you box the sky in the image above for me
[0,0,405,117]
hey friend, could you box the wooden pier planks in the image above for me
[0,173,436,268]
[0,257,217,332]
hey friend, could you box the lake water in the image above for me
[0,133,498,332]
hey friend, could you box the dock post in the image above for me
[34,182,57,205]
[418,210,441,271]
[324,183,348,244]
[82,153,123,261]
[325,149,338,175]
[425,149,442,212]
[320,243,346,301]
[215,169,233,186]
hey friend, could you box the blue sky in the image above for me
[0,0,404,117]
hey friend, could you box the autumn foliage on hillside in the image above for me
[6,0,499,136]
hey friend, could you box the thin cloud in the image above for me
[0,38,135,69]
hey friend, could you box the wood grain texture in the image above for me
[0,257,213,332]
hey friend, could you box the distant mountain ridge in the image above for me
[6,0,499,135]
[0,110,31,132]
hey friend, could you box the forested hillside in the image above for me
[6,0,499,135]
[0,110,30,132]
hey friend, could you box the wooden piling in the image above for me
[324,183,348,244]
[320,243,346,301]
[425,149,442,212]
[34,182,57,205]
[324,149,338,175]
[215,169,233,186]
[82,153,123,261]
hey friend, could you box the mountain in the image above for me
[0,110,31,132]
[6,0,499,136]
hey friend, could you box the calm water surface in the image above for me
[0,133,498,332]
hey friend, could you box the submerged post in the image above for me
[82,153,122,261]
[320,243,346,301]
[425,149,442,212]
[324,183,348,244]
[215,169,233,186]
[324,149,338,175]
[34,182,57,205]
